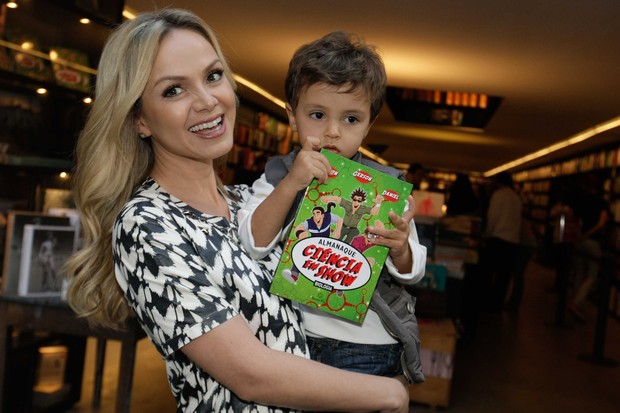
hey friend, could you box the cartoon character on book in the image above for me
[281,202,342,284]
[350,220,385,267]
[321,188,383,243]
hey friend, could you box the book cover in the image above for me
[269,150,412,323]
[17,224,78,297]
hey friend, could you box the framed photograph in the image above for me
[43,189,75,212]
[18,224,78,297]
[48,208,82,250]
[2,211,71,295]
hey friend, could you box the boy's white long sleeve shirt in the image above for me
[238,174,427,344]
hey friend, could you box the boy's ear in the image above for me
[285,103,297,131]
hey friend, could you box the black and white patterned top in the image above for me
[113,178,308,413]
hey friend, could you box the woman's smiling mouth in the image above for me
[188,116,223,132]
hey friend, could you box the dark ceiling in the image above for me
[125,0,620,176]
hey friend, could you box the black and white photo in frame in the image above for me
[2,211,72,295]
[18,224,78,297]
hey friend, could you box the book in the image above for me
[269,150,412,323]
[17,224,78,297]
[2,211,72,295]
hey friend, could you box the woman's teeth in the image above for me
[189,116,222,132]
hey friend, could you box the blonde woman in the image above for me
[67,8,408,413]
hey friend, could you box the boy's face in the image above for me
[287,83,373,159]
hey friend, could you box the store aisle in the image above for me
[67,259,620,413]
[434,259,620,413]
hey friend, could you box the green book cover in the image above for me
[269,150,412,323]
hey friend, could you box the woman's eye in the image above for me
[163,85,183,98]
[310,112,325,120]
[207,69,224,83]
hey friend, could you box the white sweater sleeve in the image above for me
[237,174,284,260]
[383,207,427,285]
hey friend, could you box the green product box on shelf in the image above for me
[5,29,52,82]
[269,150,412,323]
[50,47,91,93]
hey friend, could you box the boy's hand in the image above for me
[367,195,415,272]
[284,136,331,191]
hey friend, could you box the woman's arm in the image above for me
[182,315,409,413]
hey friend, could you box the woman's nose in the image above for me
[193,87,218,112]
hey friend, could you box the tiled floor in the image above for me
[67,259,620,412]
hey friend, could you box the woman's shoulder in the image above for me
[117,179,184,223]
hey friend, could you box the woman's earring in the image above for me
[139,133,147,139]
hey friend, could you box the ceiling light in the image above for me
[233,74,286,109]
[359,147,388,165]
[484,115,620,177]
[122,8,136,20]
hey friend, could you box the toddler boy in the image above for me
[238,31,426,383]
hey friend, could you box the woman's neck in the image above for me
[150,163,230,219]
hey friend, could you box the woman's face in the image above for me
[136,28,236,170]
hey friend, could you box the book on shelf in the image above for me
[269,150,412,323]
[17,224,78,297]
[50,47,92,93]
[5,28,52,82]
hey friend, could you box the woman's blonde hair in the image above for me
[66,8,236,329]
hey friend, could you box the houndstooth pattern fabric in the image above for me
[113,178,308,413]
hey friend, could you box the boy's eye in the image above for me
[163,85,183,98]
[310,112,325,120]
[344,115,360,124]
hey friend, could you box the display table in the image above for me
[409,318,457,409]
[0,295,146,413]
